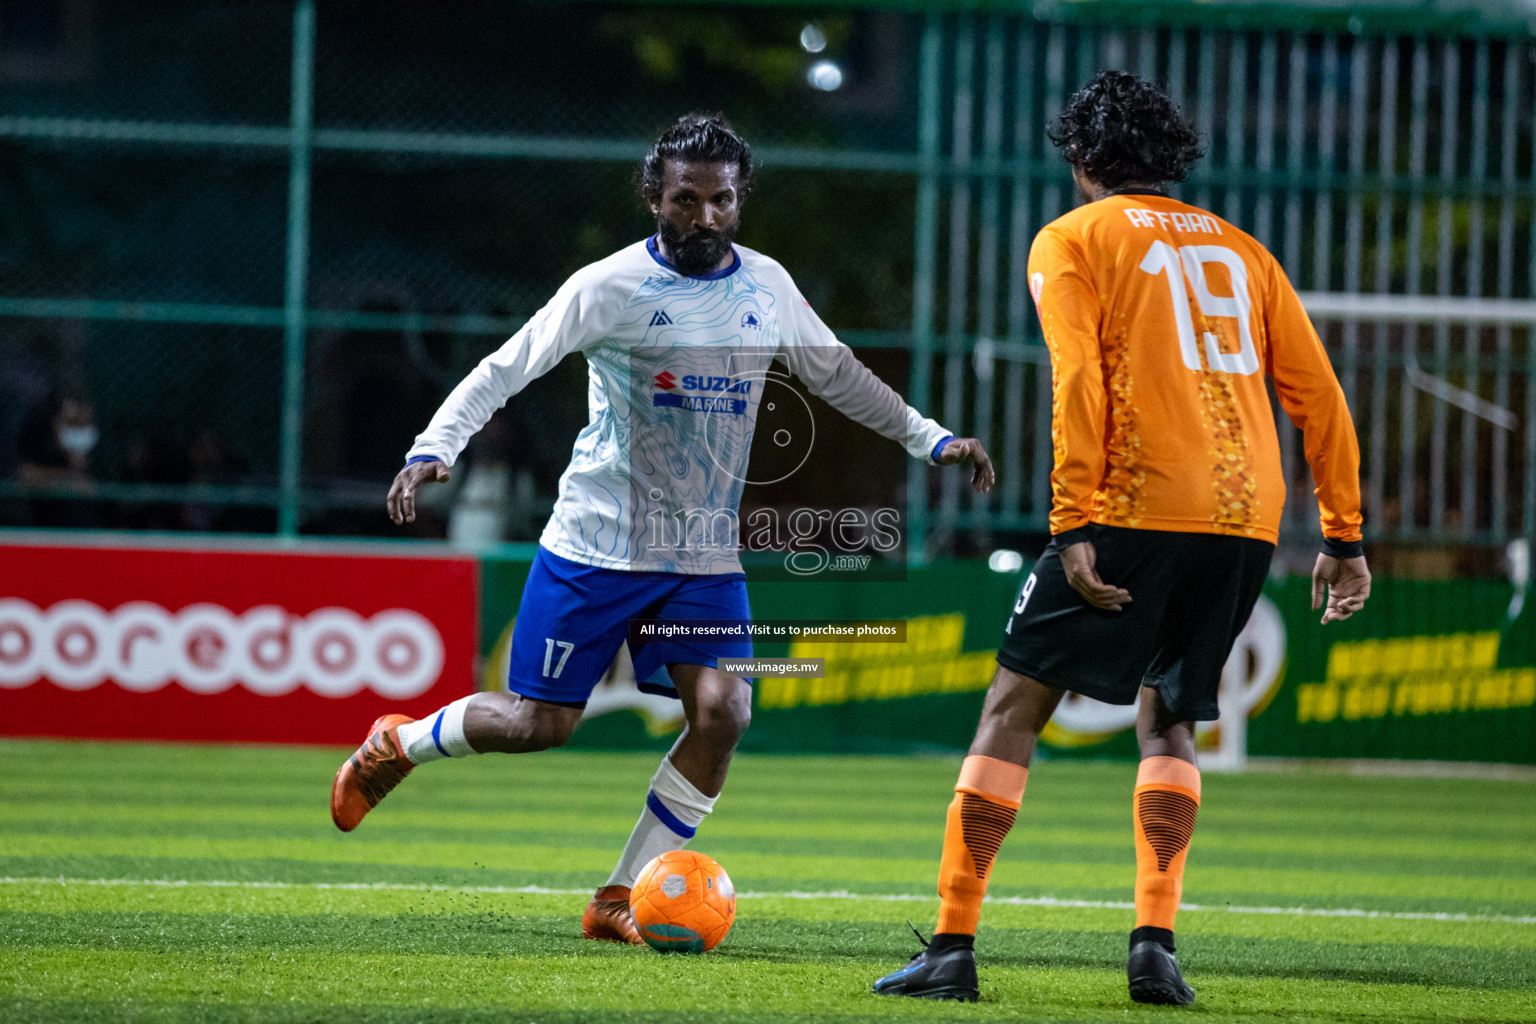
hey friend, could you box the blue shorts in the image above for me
[506,546,753,705]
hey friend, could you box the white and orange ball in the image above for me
[629,849,736,953]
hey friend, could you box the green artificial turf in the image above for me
[1,740,1533,1023]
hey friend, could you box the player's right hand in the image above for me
[1059,540,1132,612]
[387,459,451,525]
[1311,553,1371,624]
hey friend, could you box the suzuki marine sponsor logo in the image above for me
[652,372,753,414]
[0,599,444,699]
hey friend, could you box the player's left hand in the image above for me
[1311,553,1371,624]
[937,437,996,494]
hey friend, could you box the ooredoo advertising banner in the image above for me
[0,541,478,745]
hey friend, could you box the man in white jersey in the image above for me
[330,114,996,943]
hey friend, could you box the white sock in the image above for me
[605,756,718,888]
[396,695,477,764]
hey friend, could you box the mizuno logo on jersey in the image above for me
[649,310,673,326]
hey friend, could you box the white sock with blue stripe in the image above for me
[397,696,478,764]
[605,756,717,888]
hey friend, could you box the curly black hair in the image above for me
[1047,71,1203,189]
[639,113,754,203]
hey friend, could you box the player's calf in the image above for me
[1128,754,1201,1006]
[459,692,583,753]
[586,669,742,943]
[689,694,751,749]
[664,666,751,797]
[872,753,1026,1002]
[601,755,719,895]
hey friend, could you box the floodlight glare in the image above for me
[988,550,1025,574]
[808,60,843,91]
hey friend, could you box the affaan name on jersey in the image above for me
[1123,208,1224,234]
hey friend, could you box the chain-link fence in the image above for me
[911,20,1536,558]
[1,1,1532,558]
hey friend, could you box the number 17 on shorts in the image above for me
[543,639,574,679]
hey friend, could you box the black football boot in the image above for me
[872,929,979,1002]
[1127,926,1195,1006]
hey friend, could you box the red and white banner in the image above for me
[0,541,477,745]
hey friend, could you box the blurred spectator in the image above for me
[116,429,189,531]
[0,329,52,482]
[311,301,429,482]
[187,428,228,484]
[446,413,549,546]
[15,389,102,527]
[184,428,258,533]
[447,454,510,546]
[17,392,95,485]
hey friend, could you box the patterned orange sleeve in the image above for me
[1028,227,1107,536]
[1262,257,1364,543]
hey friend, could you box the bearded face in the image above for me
[650,161,743,277]
[657,216,739,277]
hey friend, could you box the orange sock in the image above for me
[934,755,1027,935]
[1132,756,1201,932]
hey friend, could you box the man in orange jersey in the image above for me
[875,71,1372,1007]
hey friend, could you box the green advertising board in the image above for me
[1253,576,1535,763]
[477,552,1535,764]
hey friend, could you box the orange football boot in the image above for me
[581,885,644,944]
[330,713,416,832]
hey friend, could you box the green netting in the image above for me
[0,1,1530,546]
[0,141,288,305]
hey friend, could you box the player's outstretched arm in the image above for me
[392,255,635,522]
[775,279,981,480]
[387,459,451,525]
[935,437,996,494]
[1311,553,1371,624]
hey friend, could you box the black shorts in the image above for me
[997,524,1274,721]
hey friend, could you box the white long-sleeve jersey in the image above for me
[408,237,953,573]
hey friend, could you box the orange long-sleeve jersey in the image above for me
[1028,193,1362,546]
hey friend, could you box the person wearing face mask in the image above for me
[16,389,102,527]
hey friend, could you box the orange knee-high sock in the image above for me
[935,755,1027,935]
[1132,756,1201,933]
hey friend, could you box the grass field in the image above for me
[2,740,1533,1023]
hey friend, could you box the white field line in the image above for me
[2,876,1533,926]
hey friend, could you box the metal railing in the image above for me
[905,18,1535,553]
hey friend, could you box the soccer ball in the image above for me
[629,849,736,953]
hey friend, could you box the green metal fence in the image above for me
[907,18,1536,554]
[0,1,1532,556]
